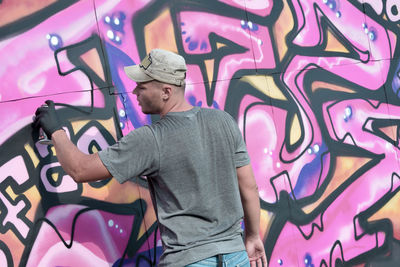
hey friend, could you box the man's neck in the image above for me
[160,100,193,117]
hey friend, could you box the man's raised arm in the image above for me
[33,100,111,183]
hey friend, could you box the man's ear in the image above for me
[162,85,172,100]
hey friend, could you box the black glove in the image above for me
[33,100,63,138]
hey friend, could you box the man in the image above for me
[34,49,267,267]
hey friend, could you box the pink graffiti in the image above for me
[386,0,400,22]
[0,156,30,239]
[26,204,135,266]
[179,10,275,109]
[40,162,77,193]
[275,0,396,204]
[76,125,112,153]
[269,172,389,266]
[0,0,154,144]
[358,0,383,15]
[0,0,115,143]
[95,0,152,134]
[324,99,400,155]
[269,98,400,266]
[282,0,396,160]
[0,249,7,267]
[266,0,400,265]
[239,94,330,202]
[218,0,273,17]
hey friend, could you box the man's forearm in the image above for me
[51,129,87,182]
[237,164,261,238]
[242,186,261,238]
[51,129,111,183]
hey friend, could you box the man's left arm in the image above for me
[237,164,268,267]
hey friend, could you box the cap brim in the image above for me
[124,65,154,83]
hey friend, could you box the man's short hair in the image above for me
[124,49,187,86]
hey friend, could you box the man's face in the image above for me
[132,81,164,114]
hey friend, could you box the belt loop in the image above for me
[218,254,223,267]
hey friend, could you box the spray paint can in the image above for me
[38,127,52,145]
[33,104,53,145]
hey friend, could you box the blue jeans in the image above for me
[186,250,250,267]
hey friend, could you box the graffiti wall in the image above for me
[1,0,400,266]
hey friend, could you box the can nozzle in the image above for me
[33,104,52,145]
[38,127,52,145]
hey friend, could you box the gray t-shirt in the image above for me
[99,107,250,266]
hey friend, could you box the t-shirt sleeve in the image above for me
[98,126,159,183]
[226,113,250,168]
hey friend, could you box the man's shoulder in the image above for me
[199,107,230,118]
[125,125,154,139]
[200,108,237,126]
